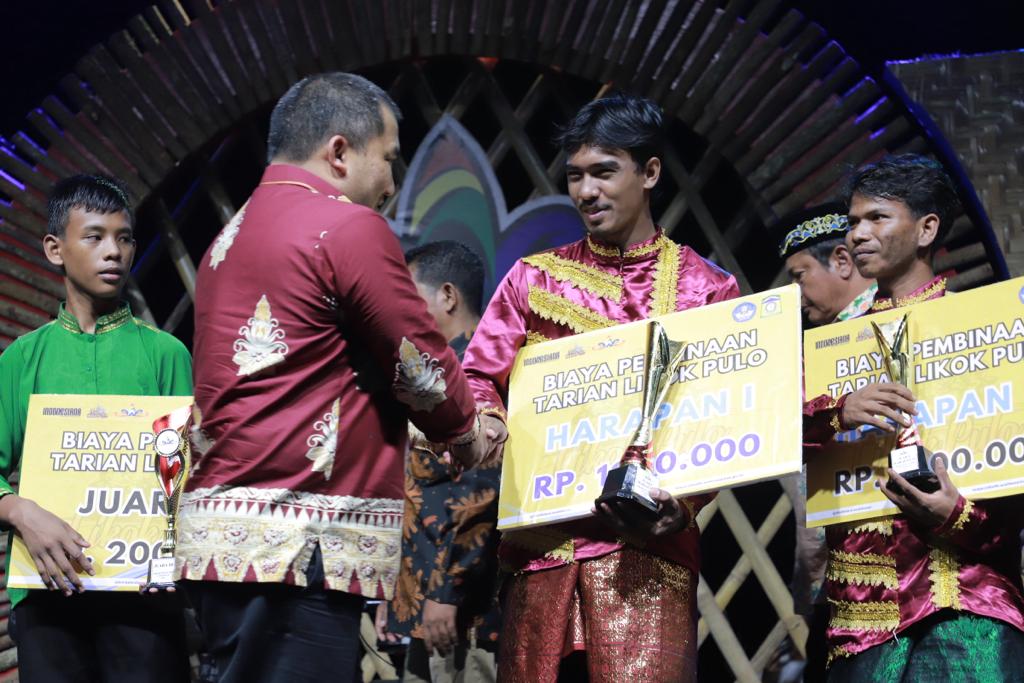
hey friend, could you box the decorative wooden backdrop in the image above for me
[0,1,1011,681]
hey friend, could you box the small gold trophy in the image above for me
[596,320,686,518]
[145,405,192,589]
[871,314,938,492]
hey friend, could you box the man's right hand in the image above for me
[1,495,93,595]
[450,414,507,469]
[841,382,917,432]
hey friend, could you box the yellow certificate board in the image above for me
[8,394,192,591]
[805,277,1024,527]
[498,284,803,530]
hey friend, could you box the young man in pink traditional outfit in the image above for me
[803,155,1024,681]
[461,94,739,682]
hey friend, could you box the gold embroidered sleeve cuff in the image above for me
[479,405,508,423]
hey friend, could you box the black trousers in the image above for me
[183,547,365,683]
[11,590,189,683]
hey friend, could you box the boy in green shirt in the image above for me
[0,175,191,682]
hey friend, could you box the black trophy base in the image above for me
[889,444,939,493]
[142,556,177,593]
[595,462,659,521]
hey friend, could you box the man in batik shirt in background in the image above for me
[804,155,1024,680]
[462,94,739,682]
[772,203,877,683]
[378,240,502,682]
[178,73,501,683]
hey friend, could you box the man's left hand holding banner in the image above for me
[7,395,193,591]
[499,285,805,530]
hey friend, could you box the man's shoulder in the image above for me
[1,321,58,361]
[130,318,190,358]
[678,244,734,283]
[518,238,586,266]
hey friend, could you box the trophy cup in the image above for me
[596,320,686,519]
[871,315,938,492]
[145,405,192,589]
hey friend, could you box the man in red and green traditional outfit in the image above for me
[462,94,739,682]
[803,155,1024,681]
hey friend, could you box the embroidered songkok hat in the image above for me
[776,201,849,258]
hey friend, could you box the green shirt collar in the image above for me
[57,302,133,335]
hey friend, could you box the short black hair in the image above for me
[554,93,665,171]
[47,174,133,237]
[405,241,485,317]
[845,154,962,250]
[803,236,846,267]
[267,72,401,163]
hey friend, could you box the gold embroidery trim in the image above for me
[828,599,900,632]
[951,498,973,532]
[586,233,667,260]
[479,405,507,421]
[928,547,961,609]
[59,306,133,334]
[522,253,623,300]
[826,550,898,589]
[624,237,665,259]
[870,278,947,311]
[845,519,894,536]
[826,644,855,668]
[586,236,620,258]
[527,286,616,334]
[504,527,575,565]
[649,237,681,316]
[525,330,552,346]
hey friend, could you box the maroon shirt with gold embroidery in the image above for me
[177,164,477,599]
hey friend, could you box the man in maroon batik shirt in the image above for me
[177,73,501,683]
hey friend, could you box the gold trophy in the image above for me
[596,320,686,518]
[871,314,938,492]
[145,405,192,589]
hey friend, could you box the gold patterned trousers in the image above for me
[499,548,697,682]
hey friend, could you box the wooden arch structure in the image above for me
[0,1,1009,680]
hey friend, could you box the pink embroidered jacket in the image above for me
[462,230,739,574]
[178,165,477,599]
[804,276,1024,665]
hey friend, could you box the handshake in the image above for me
[412,410,507,470]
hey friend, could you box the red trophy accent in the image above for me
[145,404,193,589]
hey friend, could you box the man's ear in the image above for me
[642,157,661,190]
[440,282,460,315]
[43,234,64,268]
[916,212,941,251]
[829,244,855,279]
[325,134,351,178]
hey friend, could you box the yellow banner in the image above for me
[805,277,1024,527]
[498,285,803,530]
[8,394,192,591]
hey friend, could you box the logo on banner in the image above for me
[761,295,782,317]
[732,302,756,323]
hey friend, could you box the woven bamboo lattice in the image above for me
[0,1,1010,680]
[890,50,1024,279]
